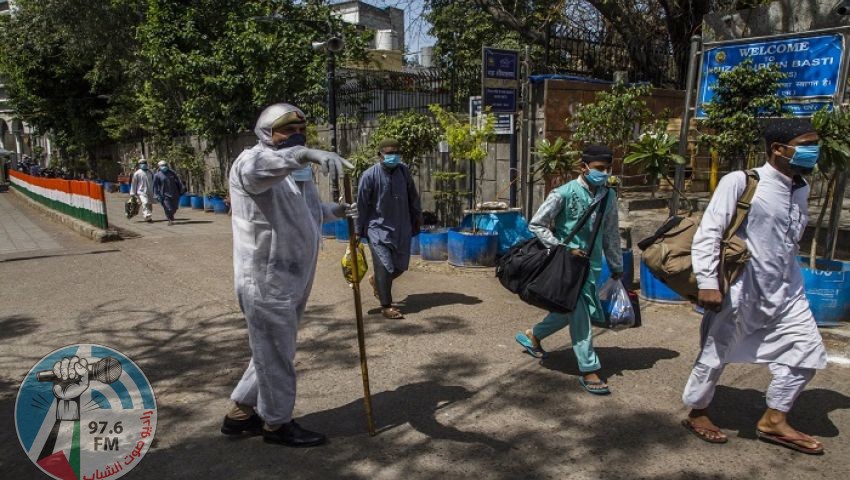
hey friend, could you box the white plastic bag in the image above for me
[598,278,635,330]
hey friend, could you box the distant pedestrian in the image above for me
[356,138,422,319]
[129,158,154,222]
[152,160,185,225]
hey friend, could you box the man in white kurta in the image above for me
[129,159,154,222]
[682,119,827,454]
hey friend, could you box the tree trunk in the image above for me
[809,171,836,269]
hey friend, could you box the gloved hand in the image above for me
[296,148,354,178]
[333,196,358,219]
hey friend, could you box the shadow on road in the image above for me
[368,292,482,315]
[0,315,39,340]
[539,346,680,378]
[711,385,850,439]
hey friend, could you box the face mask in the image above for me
[159,166,168,172]
[140,164,148,171]
[382,153,401,168]
[783,144,820,170]
[291,165,313,182]
[584,168,610,187]
[277,133,307,149]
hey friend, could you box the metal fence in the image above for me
[296,66,481,123]
[540,22,684,88]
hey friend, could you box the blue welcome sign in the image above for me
[696,33,846,118]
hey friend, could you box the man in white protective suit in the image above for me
[681,118,828,455]
[221,103,356,447]
[129,158,154,222]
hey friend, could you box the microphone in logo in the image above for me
[36,357,122,384]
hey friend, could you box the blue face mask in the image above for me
[291,165,313,182]
[140,164,148,171]
[382,153,401,167]
[159,166,168,172]
[584,168,610,187]
[277,133,307,149]
[785,144,820,170]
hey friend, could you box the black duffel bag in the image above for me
[500,189,609,313]
[495,237,550,294]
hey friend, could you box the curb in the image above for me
[821,326,850,343]
[10,189,121,243]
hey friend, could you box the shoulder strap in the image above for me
[561,188,609,247]
[721,169,759,243]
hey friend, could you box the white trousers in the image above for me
[138,193,153,220]
[683,362,814,413]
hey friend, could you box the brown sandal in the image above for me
[382,307,404,319]
[682,419,728,444]
[756,429,824,455]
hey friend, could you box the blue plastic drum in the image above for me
[639,258,687,304]
[322,221,336,238]
[799,257,850,327]
[211,197,228,214]
[190,195,204,210]
[411,234,421,255]
[448,230,499,267]
[335,219,350,242]
[419,228,449,261]
[119,183,131,194]
[179,193,192,207]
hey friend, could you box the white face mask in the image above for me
[291,165,313,182]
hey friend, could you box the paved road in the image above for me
[0,193,61,254]
[1,191,849,480]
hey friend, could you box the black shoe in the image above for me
[221,414,263,436]
[262,420,327,447]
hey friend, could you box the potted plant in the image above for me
[429,104,499,267]
[624,130,688,201]
[800,106,850,326]
[531,137,579,194]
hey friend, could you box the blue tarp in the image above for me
[460,210,534,256]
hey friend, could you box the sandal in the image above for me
[756,429,824,455]
[579,376,611,395]
[382,307,404,319]
[514,332,548,358]
[682,419,728,444]
[368,275,379,300]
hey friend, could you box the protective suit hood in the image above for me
[254,103,306,147]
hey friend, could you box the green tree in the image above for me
[0,0,143,164]
[809,107,850,264]
[698,59,787,170]
[367,112,441,169]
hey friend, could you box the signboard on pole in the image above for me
[482,47,520,114]
[696,33,846,118]
[470,96,513,135]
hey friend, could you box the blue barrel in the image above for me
[211,197,228,214]
[335,219,350,242]
[119,183,131,194]
[448,229,499,267]
[597,249,635,289]
[203,195,215,211]
[179,193,193,207]
[411,233,421,255]
[190,195,205,210]
[321,221,336,238]
[419,228,449,261]
[460,210,534,256]
[639,258,687,304]
[103,181,113,192]
[799,257,850,327]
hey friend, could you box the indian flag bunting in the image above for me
[9,170,109,229]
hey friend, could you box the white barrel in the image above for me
[375,29,397,51]
[420,46,434,68]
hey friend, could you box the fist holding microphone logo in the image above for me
[15,345,157,480]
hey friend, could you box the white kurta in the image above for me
[691,162,827,370]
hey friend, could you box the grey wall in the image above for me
[703,0,850,41]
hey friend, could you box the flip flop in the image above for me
[579,376,611,395]
[682,419,728,444]
[382,307,404,319]
[756,429,824,455]
[515,332,548,359]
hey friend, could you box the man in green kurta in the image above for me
[515,144,623,395]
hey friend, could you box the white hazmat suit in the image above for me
[228,103,353,425]
[130,166,154,220]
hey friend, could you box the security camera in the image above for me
[312,37,345,53]
[835,0,850,15]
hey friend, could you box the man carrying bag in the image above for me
[513,145,623,395]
